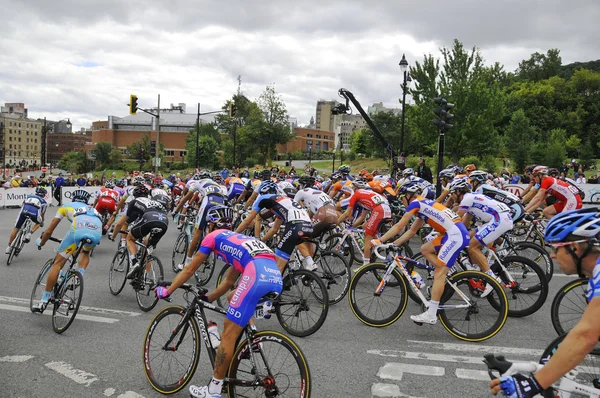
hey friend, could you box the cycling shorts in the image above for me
[15,205,42,228]
[227,184,245,201]
[130,211,169,248]
[474,212,513,246]
[552,195,582,213]
[227,257,283,327]
[275,221,313,261]
[57,215,102,258]
[431,223,469,268]
[95,197,117,216]
[364,204,392,237]
[311,205,338,238]
[195,194,226,231]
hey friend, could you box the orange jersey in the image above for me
[406,196,462,233]
[331,180,354,197]
[368,180,396,197]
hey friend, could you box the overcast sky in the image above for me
[1,0,598,131]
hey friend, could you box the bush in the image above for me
[167,162,188,170]
[459,156,481,169]
[244,157,258,168]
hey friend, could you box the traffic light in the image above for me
[150,140,156,157]
[130,94,138,115]
[229,102,237,118]
[432,97,454,132]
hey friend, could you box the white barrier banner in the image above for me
[505,184,600,204]
[0,187,54,207]
[60,186,100,205]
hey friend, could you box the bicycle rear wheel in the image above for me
[109,248,129,296]
[6,231,22,266]
[510,241,554,282]
[312,250,350,305]
[348,263,408,327]
[438,271,508,342]
[551,278,589,336]
[136,256,164,312]
[276,269,329,337]
[30,259,54,312]
[143,305,201,395]
[194,251,217,286]
[228,330,311,398]
[324,233,358,265]
[171,233,189,273]
[52,271,84,334]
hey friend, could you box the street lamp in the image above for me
[399,54,411,168]
[42,117,71,167]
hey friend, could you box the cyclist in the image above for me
[110,184,169,278]
[106,175,146,231]
[225,175,246,202]
[156,220,282,398]
[93,180,120,234]
[374,179,469,325]
[6,187,48,253]
[33,190,102,312]
[490,207,600,398]
[469,170,526,223]
[524,165,583,218]
[293,174,337,238]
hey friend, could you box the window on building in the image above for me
[324,142,329,150]
[180,151,186,157]
[18,137,21,142]
[316,135,321,139]
[26,145,29,150]
[316,142,321,151]
[18,123,21,127]
[165,150,175,156]
[26,131,28,135]
[9,144,12,149]
[9,137,12,142]
[307,134,313,138]
[35,139,37,143]
[9,122,12,126]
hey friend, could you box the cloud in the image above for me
[0,0,598,131]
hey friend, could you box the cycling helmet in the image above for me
[524,164,538,174]
[544,208,600,244]
[548,168,559,177]
[398,180,422,195]
[330,172,342,181]
[132,176,145,186]
[253,170,261,178]
[35,187,47,197]
[207,205,234,229]
[116,179,126,188]
[298,174,316,188]
[338,165,350,175]
[198,169,210,179]
[133,184,150,198]
[352,179,368,190]
[464,164,477,173]
[501,173,510,180]
[191,173,202,180]
[105,180,115,189]
[438,168,455,179]
[447,178,472,193]
[151,193,170,211]
[283,187,297,199]
[153,177,163,188]
[532,166,549,176]
[258,180,278,195]
[359,169,369,177]
[261,170,272,181]
[212,174,223,183]
[72,189,91,204]
[402,168,415,177]
[469,170,488,184]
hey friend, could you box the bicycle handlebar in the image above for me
[38,236,62,250]
[483,354,543,380]
[373,244,396,260]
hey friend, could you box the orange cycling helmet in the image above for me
[464,164,477,173]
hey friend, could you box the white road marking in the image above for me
[0,296,141,317]
[0,355,34,362]
[45,361,99,387]
[104,388,116,396]
[372,383,403,397]
[552,274,578,278]
[116,392,146,398]
[455,368,491,381]
[368,349,494,365]
[377,362,445,382]
[405,340,544,357]
[0,303,119,324]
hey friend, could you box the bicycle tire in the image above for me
[143,305,201,394]
[136,255,164,312]
[510,241,554,282]
[194,251,217,286]
[17,224,28,253]
[171,233,189,273]
[276,269,329,337]
[109,248,129,296]
[324,233,358,265]
[30,259,54,312]
[52,270,84,334]
[215,263,236,309]
[228,330,311,398]
[312,250,351,305]
[438,271,508,342]
[6,230,22,266]
[490,256,549,318]
[348,263,408,327]
[550,278,589,336]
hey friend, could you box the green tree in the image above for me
[256,85,292,166]
[186,134,218,169]
[350,129,368,155]
[58,151,86,174]
[565,134,582,158]
[516,49,562,81]
[109,148,122,168]
[126,134,151,164]
[94,142,114,168]
[504,109,534,172]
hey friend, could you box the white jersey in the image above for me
[294,188,335,214]
[151,188,168,197]
[457,193,511,223]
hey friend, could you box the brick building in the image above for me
[47,131,92,166]
[277,127,335,154]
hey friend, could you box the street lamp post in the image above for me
[42,118,71,167]
[399,54,411,169]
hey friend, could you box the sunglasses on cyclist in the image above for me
[548,239,590,253]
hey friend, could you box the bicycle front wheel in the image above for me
[7,231,22,266]
[276,269,329,337]
[136,256,164,312]
[171,233,189,273]
[52,271,84,334]
[551,278,589,336]
[228,330,311,398]
[312,250,350,305]
[510,241,554,282]
[194,251,217,286]
[438,271,508,342]
[143,305,201,395]
[109,248,129,296]
[30,259,54,312]
[348,263,408,327]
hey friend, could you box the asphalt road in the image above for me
[0,207,580,398]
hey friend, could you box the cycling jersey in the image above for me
[227,182,245,201]
[330,180,354,198]
[349,189,391,236]
[126,197,169,248]
[294,188,335,215]
[458,193,513,246]
[95,187,119,215]
[277,181,297,198]
[244,178,262,194]
[56,205,102,257]
[368,180,396,197]
[253,194,311,223]
[126,197,168,224]
[199,230,282,327]
[587,257,600,303]
[474,184,525,222]
[196,193,226,230]
[15,194,47,228]
[540,177,582,212]
[151,188,168,197]
[56,202,92,222]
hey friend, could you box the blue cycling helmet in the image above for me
[544,208,600,244]
[35,187,47,197]
[72,189,91,203]
[258,180,278,195]
[207,205,233,229]
[398,180,422,195]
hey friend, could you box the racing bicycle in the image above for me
[7,217,34,266]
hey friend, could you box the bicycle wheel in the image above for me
[136,256,164,312]
[171,233,189,273]
[438,271,508,342]
[540,333,600,395]
[30,259,54,312]
[215,263,238,309]
[551,278,589,336]
[143,305,201,394]
[510,241,554,282]
[276,269,329,337]
[348,263,408,327]
[6,230,22,266]
[228,330,311,398]
[491,256,549,318]
[312,250,350,305]
[109,248,129,296]
[324,233,357,265]
[194,251,217,286]
[52,271,84,334]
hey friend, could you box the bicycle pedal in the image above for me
[413,321,424,326]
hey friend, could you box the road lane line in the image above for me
[0,355,34,362]
[104,388,116,396]
[0,296,141,317]
[116,392,146,398]
[377,362,445,382]
[455,368,491,381]
[45,361,99,387]
[405,340,544,357]
[0,303,119,324]
[368,350,493,364]
[372,383,423,398]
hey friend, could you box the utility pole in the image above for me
[155,94,160,173]
[196,103,200,169]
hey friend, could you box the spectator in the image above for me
[92,175,102,186]
[65,175,75,187]
[11,175,22,188]
[576,173,586,184]
[416,157,433,183]
[510,171,520,184]
[76,175,87,186]
[54,174,65,205]
[588,172,599,184]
